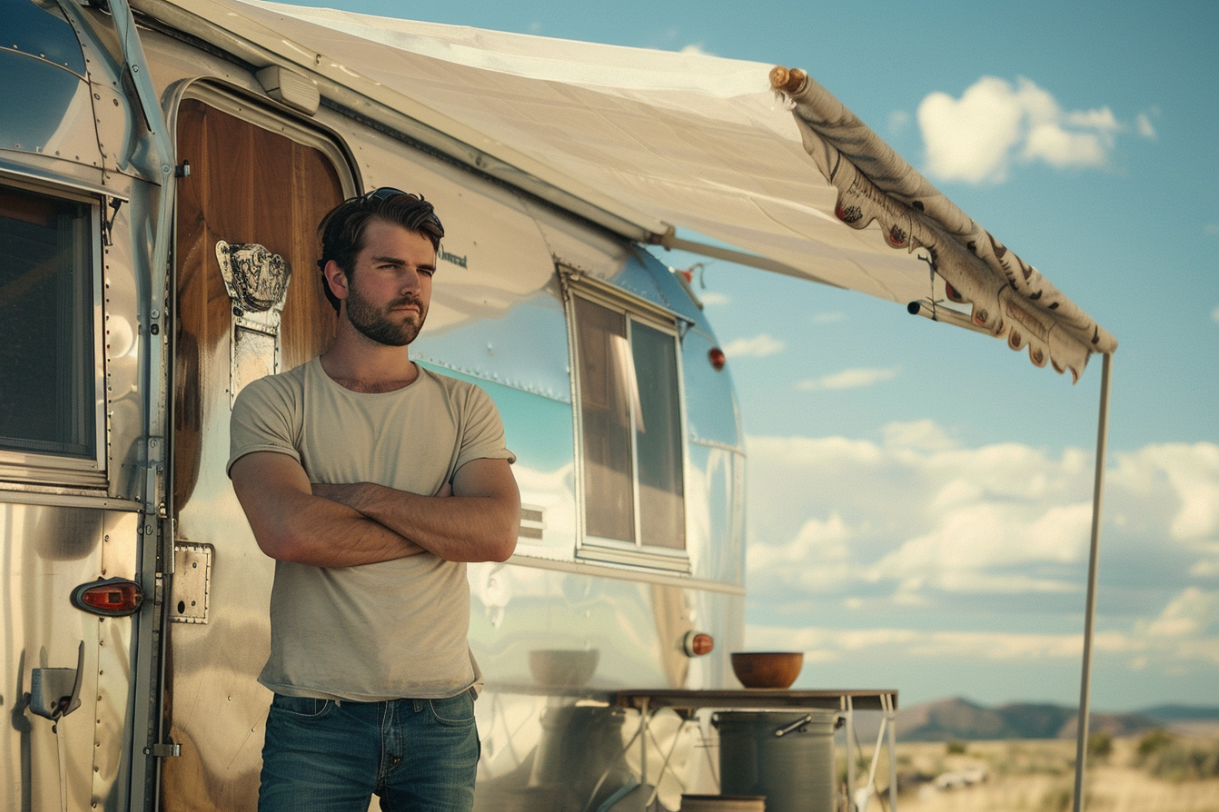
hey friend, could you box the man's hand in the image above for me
[231,452,425,567]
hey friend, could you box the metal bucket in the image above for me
[712,711,838,812]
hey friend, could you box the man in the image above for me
[228,188,519,811]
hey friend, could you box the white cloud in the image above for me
[918,76,1128,184]
[680,43,711,56]
[743,430,1219,677]
[883,419,958,452]
[698,291,730,306]
[527,21,542,34]
[1023,122,1108,168]
[1190,552,1219,578]
[1064,108,1121,131]
[722,333,784,358]
[1141,588,1218,639]
[888,110,911,134]
[745,624,1132,663]
[748,599,1219,668]
[747,512,855,591]
[746,430,1219,601]
[1110,443,1219,541]
[1136,112,1158,140]
[796,366,898,391]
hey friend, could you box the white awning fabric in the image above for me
[145,0,1116,379]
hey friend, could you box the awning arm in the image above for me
[650,230,841,288]
[906,299,992,337]
[1072,351,1113,812]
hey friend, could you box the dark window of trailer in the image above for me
[0,184,96,461]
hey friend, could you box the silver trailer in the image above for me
[2,1,742,808]
[0,1,1115,810]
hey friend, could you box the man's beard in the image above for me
[345,281,426,347]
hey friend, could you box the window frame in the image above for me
[564,270,692,572]
[0,175,107,489]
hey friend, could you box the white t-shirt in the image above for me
[228,358,514,701]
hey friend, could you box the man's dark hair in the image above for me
[317,188,445,313]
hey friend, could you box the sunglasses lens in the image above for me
[370,187,408,201]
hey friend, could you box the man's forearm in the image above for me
[230,451,426,568]
[240,484,425,567]
[315,479,517,563]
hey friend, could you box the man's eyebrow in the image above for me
[370,255,436,271]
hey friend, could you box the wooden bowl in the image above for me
[730,651,804,689]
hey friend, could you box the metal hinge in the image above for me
[145,742,181,758]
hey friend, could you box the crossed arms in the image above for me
[230,451,520,567]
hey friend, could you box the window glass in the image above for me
[632,321,685,550]
[0,185,95,459]
[575,297,634,542]
[575,294,685,553]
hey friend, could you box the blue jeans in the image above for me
[259,691,480,812]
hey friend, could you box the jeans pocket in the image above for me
[428,690,475,727]
[270,693,334,719]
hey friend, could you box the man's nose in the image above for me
[398,267,422,292]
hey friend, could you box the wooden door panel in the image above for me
[166,98,346,811]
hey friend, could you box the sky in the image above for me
[296,0,1219,712]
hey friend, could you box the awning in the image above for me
[138,0,1116,379]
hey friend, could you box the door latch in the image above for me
[28,641,85,721]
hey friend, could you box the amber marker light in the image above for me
[683,630,715,657]
[71,577,144,617]
[709,347,726,371]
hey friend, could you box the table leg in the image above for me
[640,697,650,788]
[886,693,898,811]
[846,695,856,812]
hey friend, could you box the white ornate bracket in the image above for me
[216,240,292,405]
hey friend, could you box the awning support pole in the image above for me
[1072,351,1113,812]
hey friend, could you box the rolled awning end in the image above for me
[770,65,807,94]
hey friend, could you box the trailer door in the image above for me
[164,94,349,810]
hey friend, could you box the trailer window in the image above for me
[573,293,686,566]
[0,185,97,462]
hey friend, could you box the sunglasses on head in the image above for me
[361,188,442,227]
[365,186,410,202]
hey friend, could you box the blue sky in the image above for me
[301,0,1219,711]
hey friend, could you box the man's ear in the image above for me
[321,259,350,301]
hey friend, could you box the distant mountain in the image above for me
[867,697,1218,742]
[1142,705,1219,722]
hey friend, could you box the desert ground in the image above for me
[848,731,1219,812]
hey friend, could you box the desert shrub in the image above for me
[1087,731,1112,759]
[1137,728,1175,758]
[1143,740,1219,782]
[946,740,967,755]
[1039,783,1073,812]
